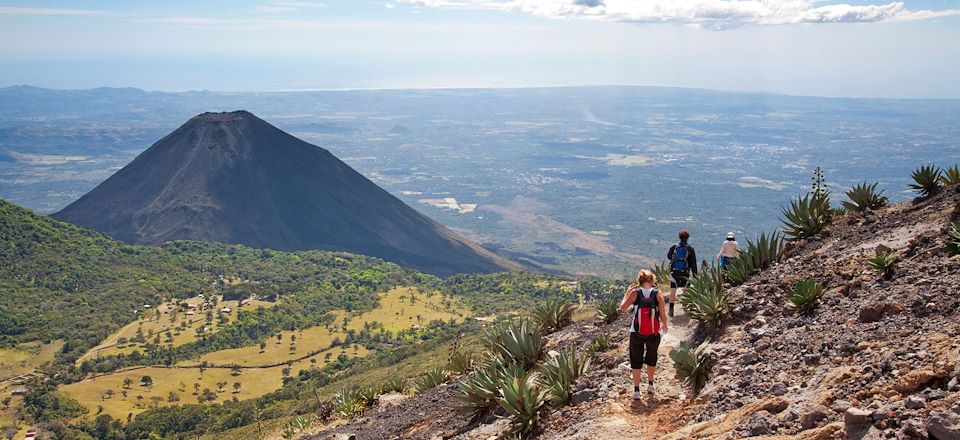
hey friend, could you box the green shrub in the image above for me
[532,298,576,333]
[414,367,451,394]
[831,207,848,217]
[867,250,898,280]
[946,221,960,256]
[382,376,407,394]
[455,359,524,420]
[942,165,960,186]
[541,350,590,408]
[787,279,824,314]
[495,369,547,436]
[680,267,729,326]
[842,182,888,212]
[781,193,830,239]
[594,298,620,324]
[333,388,366,419]
[668,340,711,394]
[448,350,476,375]
[585,334,610,354]
[483,319,543,370]
[911,165,943,197]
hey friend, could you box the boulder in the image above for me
[858,304,885,323]
[570,389,597,406]
[844,407,872,426]
[926,405,960,440]
[801,405,830,430]
[905,396,926,409]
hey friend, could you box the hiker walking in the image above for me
[717,232,741,270]
[667,230,698,317]
[619,269,668,400]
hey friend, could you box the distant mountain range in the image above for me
[52,111,515,276]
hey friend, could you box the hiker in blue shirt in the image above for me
[666,230,698,317]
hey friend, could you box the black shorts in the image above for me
[629,332,661,368]
[670,271,689,288]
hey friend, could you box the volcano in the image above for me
[53,111,513,276]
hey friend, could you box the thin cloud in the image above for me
[255,1,327,13]
[395,0,960,29]
[0,6,103,16]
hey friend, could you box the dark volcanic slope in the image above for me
[53,111,512,276]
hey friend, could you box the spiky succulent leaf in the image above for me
[680,267,729,326]
[781,193,829,239]
[788,279,824,314]
[414,367,450,393]
[842,181,888,212]
[532,298,576,333]
[669,340,711,394]
[946,221,960,256]
[910,165,943,197]
[495,369,547,436]
[594,298,620,324]
[333,388,366,419]
[942,165,960,187]
[867,250,897,280]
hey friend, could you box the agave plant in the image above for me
[358,385,381,405]
[448,350,476,375]
[280,415,311,440]
[332,388,366,419]
[725,231,786,285]
[911,165,943,197]
[680,267,729,327]
[585,334,610,354]
[482,319,543,370]
[942,165,960,187]
[842,182,888,212]
[946,221,960,256]
[788,279,824,314]
[540,350,590,408]
[651,262,672,290]
[781,193,830,240]
[532,298,576,333]
[455,359,524,420]
[382,376,407,394]
[867,250,898,280]
[414,367,451,394]
[594,297,620,325]
[495,369,548,436]
[669,340,711,394]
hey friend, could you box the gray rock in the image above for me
[830,400,851,413]
[801,405,830,430]
[748,412,773,436]
[905,396,926,409]
[570,389,597,406]
[741,352,760,365]
[926,405,960,440]
[845,407,873,426]
[769,382,788,396]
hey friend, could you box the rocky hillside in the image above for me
[304,185,960,440]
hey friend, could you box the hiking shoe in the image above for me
[647,383,654,394]
[668,303,675,317]
[632,390,642,400]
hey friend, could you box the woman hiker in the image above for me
[619,269,668,400]
[717,231,741,269]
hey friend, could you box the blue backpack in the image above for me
[671,243,689,272]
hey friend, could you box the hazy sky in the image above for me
[1,0,959,98]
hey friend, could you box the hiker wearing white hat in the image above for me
[717,232,741,270]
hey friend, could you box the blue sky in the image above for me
[0,0,958,97]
